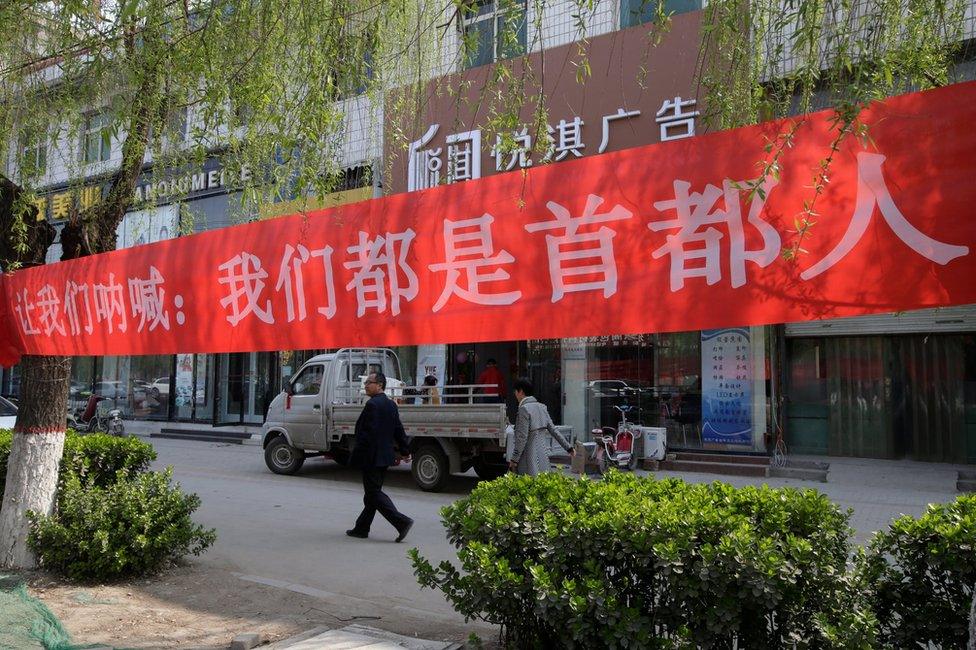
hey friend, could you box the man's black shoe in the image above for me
[395,518,414,543]
[346,529,368,539]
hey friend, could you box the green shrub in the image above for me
[0,430,156,494]
[61,432,157,486]
[859,494,976,649]
[27,468,217,581]
[411,472,873,649]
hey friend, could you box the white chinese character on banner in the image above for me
[344,230,419,317]
[599,108,641,154]
[92,273,128,333]
[64,280,94,336]
[801,152,970,279]
[525,194,633,302]
[36,285,66,336]
[14,288,40,335]
[655,96,699,141]
[492,129,533,172]
[274,243,337,321]
[446,129,482,183]
[648,177,780,291]
[407,124,442,192]
[217,252,274,326]
[128,266,170,332]
[549,117,585,161]
[428,214,521,311]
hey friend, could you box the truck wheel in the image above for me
[412,444,449,492]
[473,456,507,481]
[265,436,305,475]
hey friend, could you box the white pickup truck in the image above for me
[262,347,535,491]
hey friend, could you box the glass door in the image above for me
[244,352,275,424]
[175,354,214,421]
[216,353,245,425]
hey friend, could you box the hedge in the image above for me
[411,472,875,648]
[27,469,216,581]
[859,495,976,649]
[0,429,156,496]
[1,428,215,582]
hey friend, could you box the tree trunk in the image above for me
[0,354,71,569]
[968,581,975,650]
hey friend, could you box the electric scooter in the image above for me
[591,405,640,473]
[68,394,126,435]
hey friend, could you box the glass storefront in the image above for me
[786,334,976,463]
[3,328,774,456]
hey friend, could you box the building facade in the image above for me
[3,0,975,463]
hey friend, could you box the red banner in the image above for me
[2,82,976,367]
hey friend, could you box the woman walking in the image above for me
[508,378,573,476]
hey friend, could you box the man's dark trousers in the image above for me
[349,392,412,535]
[355,466,410,532]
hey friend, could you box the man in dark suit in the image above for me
[346,371,414,542]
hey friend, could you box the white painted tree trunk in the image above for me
[0,430,65,569]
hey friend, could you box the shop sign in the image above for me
[701,328,752,445]
[2,82,976,366]
[406,98,698,192]
[34,158,253,221]
[385,13,703,194]
[132,161,252,204]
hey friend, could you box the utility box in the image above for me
[637,426,667,461]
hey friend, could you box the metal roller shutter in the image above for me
[784,304,976,337]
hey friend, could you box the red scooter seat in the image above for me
[615,430,634,454]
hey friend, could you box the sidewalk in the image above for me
[646,454,968,541]
[124,419,264,445]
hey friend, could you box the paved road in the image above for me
[149,437,967,642]
[149,437,494,641]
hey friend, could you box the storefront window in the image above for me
[116,355,172,419]
[584,334,658,433]
[656,332,702,448]
[68,357,96,413]
[527,339,563,425]
[174,354,214,421]
[581,329,772,451]
[1,365,22,401]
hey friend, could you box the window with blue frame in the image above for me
[82,110,112,164]
[620,0,703,29]
[461,0,527,70]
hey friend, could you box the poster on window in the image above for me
[416,344,446,387]
[701,328,752,446]
[174,353,194,407]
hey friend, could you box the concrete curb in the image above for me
[266,624,462,649]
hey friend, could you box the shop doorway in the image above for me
[216,352,277,425]
[786,335,976,463]
[446,341,525,420]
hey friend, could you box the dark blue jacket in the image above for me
[350,393,410,468]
